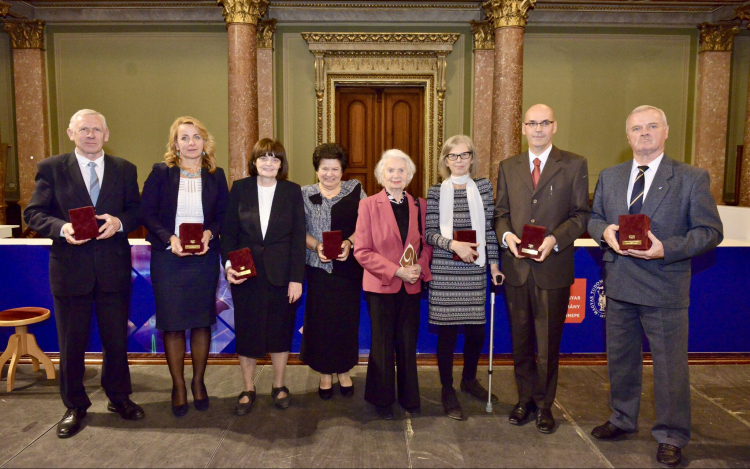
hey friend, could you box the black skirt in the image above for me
[151,248,219,331]
[232,271,297,358]
[300,265,361,374]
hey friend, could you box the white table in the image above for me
[0,225,18,238]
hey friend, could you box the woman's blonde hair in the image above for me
[438,134,476,180]
[164,116,217,173]
[374,149,417,185]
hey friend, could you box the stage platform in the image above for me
[1,363,748,468]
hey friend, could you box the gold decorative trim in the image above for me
[737,5,750,26]
[302,33,460,45]
[0,1,10,17]
[217,0,268,25]
[698,23,739,52]
[272,3,478,9]
[3,19,45,49]
[33,1,216,8]
[470,20,494,50]
[535,5,716,14]
[257,18,277,48]
[483,0,536,29]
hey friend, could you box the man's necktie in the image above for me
[532,158,541,189]
[88,162,100,206]
[629,165,649,214]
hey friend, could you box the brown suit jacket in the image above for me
[493,146,590,290]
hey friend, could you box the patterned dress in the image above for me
[426,178,499,325]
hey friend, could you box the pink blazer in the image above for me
[354,189,433,294]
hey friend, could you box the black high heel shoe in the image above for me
[191,379,210,411]
[172,386,189,417]
[338,381,354,397]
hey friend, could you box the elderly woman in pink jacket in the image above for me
[353,149,433,420]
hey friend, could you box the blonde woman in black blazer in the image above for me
[221,138,306,415]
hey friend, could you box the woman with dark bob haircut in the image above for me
[221,138,306,414]
[300,143,366,399]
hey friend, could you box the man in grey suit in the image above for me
[494,104,590,433]
[587,105,723,467]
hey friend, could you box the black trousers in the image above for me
[53,283,132,410]
[436,324,485,389]
[365,286,421,409]
[504,270,569,409]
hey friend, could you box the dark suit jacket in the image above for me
[24,152,141,296]
[141,163,229,251]
[221,176,306,287]
[493,146,591,290]
[587,155,723,308]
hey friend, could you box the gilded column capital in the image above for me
[0,2,11,18]
[482,0,536,29]
[470,20,494,50]
[698,23,739,52]
[257,18,277,49]
[3,19,45,49]
[737,5,750,27]
[218,0,269,25]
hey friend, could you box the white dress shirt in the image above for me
[626,153,664,206]
[258,183,277,239]
[75,149,105,191]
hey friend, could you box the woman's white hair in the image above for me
[374,149,416,185]
[626,105,667,132]
[68,109,108,131]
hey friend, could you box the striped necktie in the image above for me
[88,162,100,206]
[629,165,649,215]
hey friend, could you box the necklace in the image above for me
[180,167,202,178]
[319,182,341,198]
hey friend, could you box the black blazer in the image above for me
[141,163,229,251]
[24,152,141,296]
[221,177,306,287]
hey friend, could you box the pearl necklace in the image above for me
[180,167,202,178]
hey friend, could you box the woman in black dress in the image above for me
[221,138,306,415]
[300,143,365,399]
[141,116,229,416]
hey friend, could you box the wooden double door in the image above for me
[335,86,425,198]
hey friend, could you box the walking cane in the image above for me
[486,275,501,413]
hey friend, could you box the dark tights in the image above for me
[163,327,211,406]
[436,324,486,390]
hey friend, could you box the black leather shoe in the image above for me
[536,408,555,434]
[441,388,464,421]
[404,405,421,415]
[375,404,394,420]
[172,386,188,417]
[191,379,209,411]
[591,421,628,440]
[460,378,499,404]
[235,390,256,416]
[339,381,354,397]
[107,398,145,421]
[508,401,538,425]
[656,444,681,467]
[272,385,291,409]
[57,408,86,439]
[319,386,333,400]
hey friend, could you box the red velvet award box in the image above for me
[322,230,343,259]
[452,230,476,261]
[179,223,204,253]
[618,214,651,251]
[68,206,99,241]
[518,224,546,259]
[228,248,257,278]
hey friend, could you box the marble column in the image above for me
[484,0,536,183]
[257,18,276,141]
[738,7,750,207]
[694,23,739,204]
[218,0,268,184]
[470,20,494,182]
[3,19,49,219]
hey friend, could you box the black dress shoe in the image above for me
[441,388,464,421]
[591,421,628,440]
[656,444,681,467]
[107,398,145,421]
[460,378,499,404]
[508,401,538,425]
[191,379,209,411]
[272,385,291,409]
[57,408,86,439]
[375,404,394,420]
[318,386,333,400]
[339,381,354,397]
[536,408,555,434]
[404,405,421,415]
[172,386,188,417]
[235,390,256,416]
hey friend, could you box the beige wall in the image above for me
[0,32,17,199]
[726,35,750,201]
[523,30,695,193]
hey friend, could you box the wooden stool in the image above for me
[0,307,56,391]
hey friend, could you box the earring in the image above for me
[202,151,206,156]
[176,150,180,157]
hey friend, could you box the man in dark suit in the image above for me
[587,105,723,467]
[494,104,590,433]
[24,109,144,439]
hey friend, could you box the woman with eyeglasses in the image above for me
[221,138,306,415]
[425,135,503,420]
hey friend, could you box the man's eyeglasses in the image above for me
[523,120,555,129]
[446,151,473,161]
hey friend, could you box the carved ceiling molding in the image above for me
[217,0,268,25]
[0,1,10,17]
[470,20,494,49]
[257,18,276,48]
[3,19,45,49]
[698,22,740,51]
[737,5,750,26]
[301,33,460,46]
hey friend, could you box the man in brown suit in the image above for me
[493,104,590,433]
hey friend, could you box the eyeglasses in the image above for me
[446,151,473,161]
[524,120,555,129]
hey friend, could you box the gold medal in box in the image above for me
[228,248,257,278]
[179,223,204,253]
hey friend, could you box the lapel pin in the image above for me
[659,186,662,190]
